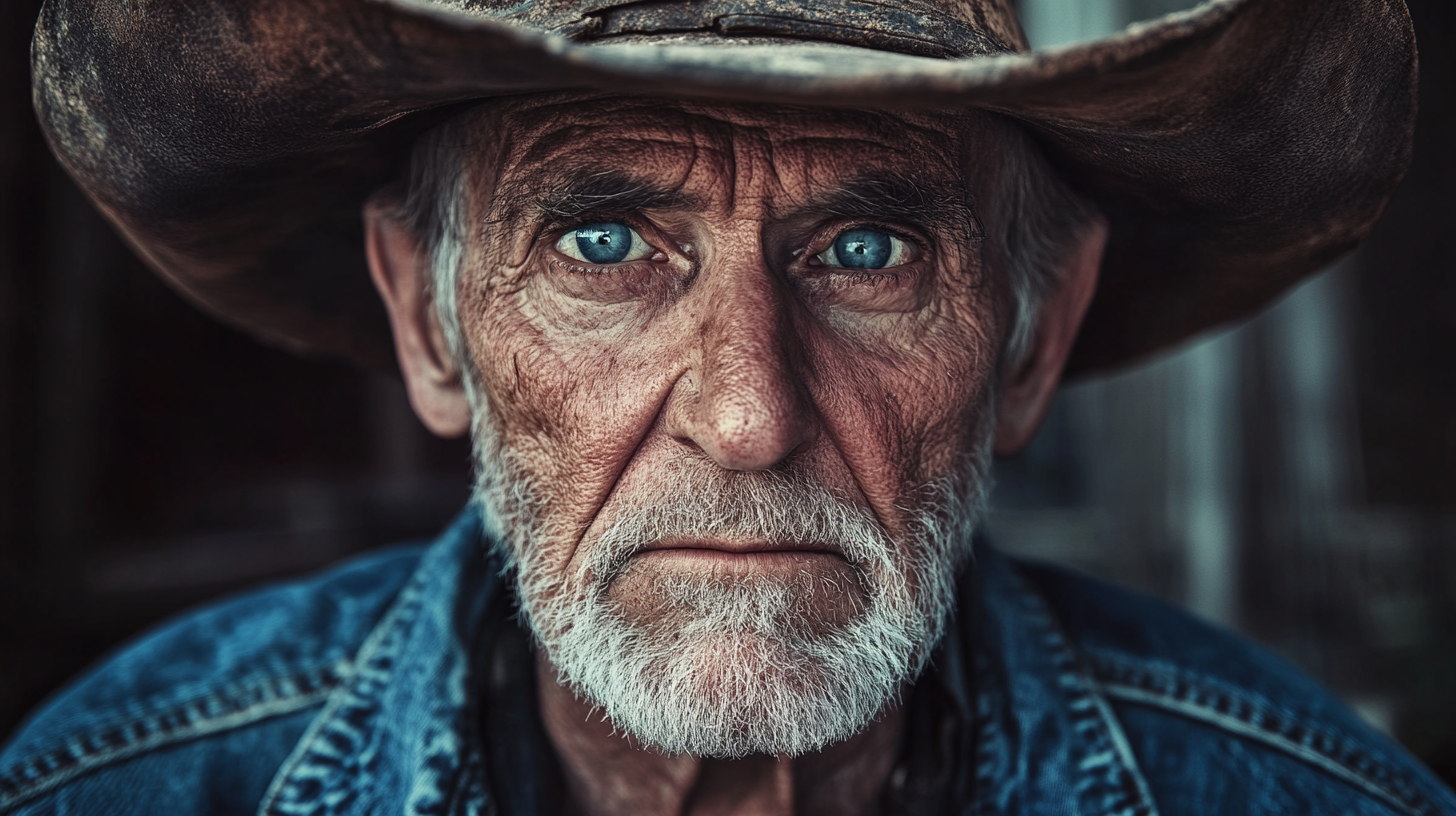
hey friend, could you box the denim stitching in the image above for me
[1090,655,1435,816]
[257,556,431,816]
[1006,565,1161,816]
[971,648,1004,816]
[0,662,345,812]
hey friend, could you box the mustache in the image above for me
[587,463,897,584]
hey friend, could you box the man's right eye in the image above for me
[554,222,653,265]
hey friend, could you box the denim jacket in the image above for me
[3,507,1454,815]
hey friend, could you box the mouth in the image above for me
[632,537,849,571]
[639,536,844,556]
[609,536,868,623]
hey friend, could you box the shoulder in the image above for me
[0,544,427,814]
[1013,558,1456,816]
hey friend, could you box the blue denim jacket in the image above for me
[3,507,1454,815]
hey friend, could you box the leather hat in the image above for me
[30,0,1417,374]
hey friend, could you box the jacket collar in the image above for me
[968,544,1160,816]
[257,507,1157,816]
[257,508,502,816]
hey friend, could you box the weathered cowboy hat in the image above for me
[31,0,1416,374]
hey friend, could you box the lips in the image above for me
[608,535,868,627]
[637,537,844,558]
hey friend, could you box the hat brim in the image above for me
[31,0,1417,375]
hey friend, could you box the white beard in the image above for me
[470,417,993,758]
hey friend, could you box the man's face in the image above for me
[446,93,1013,755]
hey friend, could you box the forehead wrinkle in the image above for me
[495,93,724,132]
[488,93,973,155]
[473,96,978,230]
[516,130,709,169]
[499,101,738,165]
[724,120,800,215]
[776,135,959,171]
[486,136,707,224]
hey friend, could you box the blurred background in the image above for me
[0,0,1453,789]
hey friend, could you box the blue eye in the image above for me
[555,222,653,265]
[818,229,912,270]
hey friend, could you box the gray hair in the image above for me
[389,105,1098,382]
[986,124,1101,370]
[391,118,477,404]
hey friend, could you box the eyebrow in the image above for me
[493,169,698,225]
[800,175,983,237]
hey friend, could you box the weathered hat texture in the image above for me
[31,0,1418,374]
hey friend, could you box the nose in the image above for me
[664,261,817,471]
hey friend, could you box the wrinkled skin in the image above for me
[366,93,1104,816]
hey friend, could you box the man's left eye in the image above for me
[554,222,654,265]
[816,229,913,270]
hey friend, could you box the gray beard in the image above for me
[470,418,993,758]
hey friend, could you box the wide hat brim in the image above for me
[32,0,1417,375]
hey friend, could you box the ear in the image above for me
[364,193,472,438]
[993,216,1108,456]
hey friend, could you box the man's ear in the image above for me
[993,216,1108,456]
[364,193,472,438]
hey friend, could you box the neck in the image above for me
[535,651,906,816]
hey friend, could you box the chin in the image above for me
[524,541,952,757]
[549,602,913,758]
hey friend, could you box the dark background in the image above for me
[2,0,1455,789]
[0,0,478,742]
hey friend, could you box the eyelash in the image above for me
[846,270,908,286]
[547,257,657,276]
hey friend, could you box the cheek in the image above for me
[802,283,1000,509]
[464,266,683,547]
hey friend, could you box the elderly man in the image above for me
[3,0,1453,813]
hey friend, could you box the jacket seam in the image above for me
[1089,653,1435,816]
[0,662,347,813]
[257,553,432,816]
[1003,562,1161,816]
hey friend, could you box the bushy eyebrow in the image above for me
[492,169,698,225]
[801,175,983,237]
